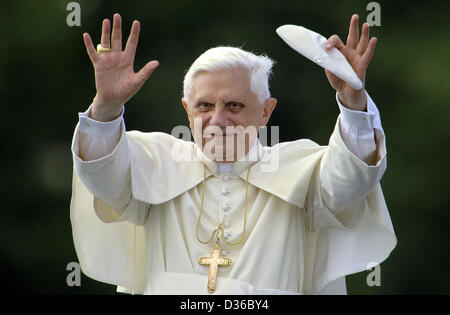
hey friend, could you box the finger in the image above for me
[356,23,370,55]
[100,19,111,48]
[125,20,140,60]
[361,37,377,67]
[135,60,159,86]
[111,13,122,51]
[326,35,345,50]
[346,14,359,49]
[83,33,99,64]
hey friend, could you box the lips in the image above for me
[205,133,235,138]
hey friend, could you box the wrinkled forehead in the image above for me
[189,67,258,104]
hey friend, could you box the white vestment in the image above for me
[70,98,397,294]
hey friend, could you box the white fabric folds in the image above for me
[70,116,396,294]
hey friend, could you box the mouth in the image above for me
[205,133,235,139]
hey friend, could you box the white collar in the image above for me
[217,139,260,174]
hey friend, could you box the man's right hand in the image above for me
[83,13,159,121]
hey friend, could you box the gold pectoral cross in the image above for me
[198,242,232,293]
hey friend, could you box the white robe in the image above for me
[70,115,396,295]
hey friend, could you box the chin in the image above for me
[201,140,237,162]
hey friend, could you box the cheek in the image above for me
[236,112,258,128]
[189,114,209,141]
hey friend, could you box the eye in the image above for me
[197,102,212,111]
[227,102,244,111]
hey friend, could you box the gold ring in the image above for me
[96,44,111,55]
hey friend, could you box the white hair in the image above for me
[183,46,275,105]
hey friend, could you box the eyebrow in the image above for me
[197,99,213,103]
[194,100,213,106]
[195,99,247,105]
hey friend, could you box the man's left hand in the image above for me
[325,14,377,111]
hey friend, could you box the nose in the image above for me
[209,106,230,128]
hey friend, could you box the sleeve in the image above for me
[69,106,155,295]
[319,92,387,214]
[71,108,149,225]
[70,168,148,292]
[337,91,382,165]
[77,105,123,161]
[302,93,397,295]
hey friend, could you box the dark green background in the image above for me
[1,0,449,294]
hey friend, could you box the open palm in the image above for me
[83,14,159,121]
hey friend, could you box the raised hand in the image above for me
[83,14,159,121]
[324,14,377,111]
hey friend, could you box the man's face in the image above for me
[182,66,277,162]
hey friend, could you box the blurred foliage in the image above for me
[0,0,449,294]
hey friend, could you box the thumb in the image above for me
[135,60,159,86]
[325,69,343,90]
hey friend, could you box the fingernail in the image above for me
[325,44,331,49]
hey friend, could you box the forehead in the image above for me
[189,66,258,103]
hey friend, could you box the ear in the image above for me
[181,98,191,119]
[260,98,277,127]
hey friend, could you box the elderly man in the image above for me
[70,13,396,294]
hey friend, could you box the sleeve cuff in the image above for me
[336,91,382,131]
[78,104,125,136]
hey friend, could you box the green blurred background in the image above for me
[1,0,449,294]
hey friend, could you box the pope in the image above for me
[70,13,396,294]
